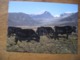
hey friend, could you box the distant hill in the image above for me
[30,11,54,20]
[46,12,78,26]
[58,12,78,26]
[30,11,54,25]
[8,13,40,26]
[8,12,78,27]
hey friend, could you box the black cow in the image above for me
[36,27,54,38]
[54,26,76,39]
[8,27,21,37]
[36,27,47,36]
[15,29,40,44]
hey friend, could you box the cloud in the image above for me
[64,11,72,14]
[54,15,60,17]
[34,10,46,15]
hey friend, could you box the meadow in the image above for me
[7,32,77,54]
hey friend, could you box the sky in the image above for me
[8,1,78,16]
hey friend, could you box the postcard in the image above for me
[7,1,78,54]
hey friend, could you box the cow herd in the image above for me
[8,26,77,44]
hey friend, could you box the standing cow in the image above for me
[15,29,40,44]
[54,26,76,39]
[36,27,47,36]
[36,27,54,39]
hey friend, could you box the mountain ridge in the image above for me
[8,11,78,26]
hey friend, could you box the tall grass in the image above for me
[7,34,77,54]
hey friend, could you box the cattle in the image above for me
[15,29,40,44]
[54,26,76,39]
[36,27,54,39]
[8,27,21,37]
[36,27,47,36]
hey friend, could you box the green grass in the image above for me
[6,34,78,54]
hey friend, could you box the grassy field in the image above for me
[6,33,78,54]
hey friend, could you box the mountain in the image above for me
[59,12,78,26]
[8,13,40,26]
[30,11,54,20]
[60,12,73,17]
[30,11,54,25]
[8,12,78,27]
[47,12,78,26]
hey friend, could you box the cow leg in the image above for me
[8,34,10,37]
[15,37,18,44]
[54,32,59,40]
[66,34,69,39]
[57,34,59,40]
[35,38,40,42]
[54,32,56,40]
[27,39,31,42]
[19,40,22,42]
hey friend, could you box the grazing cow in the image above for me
[36,27,54,38]
[54,26,76,39]
[15,29,40,44]
[8,27,21,37]
[36,27,47,36]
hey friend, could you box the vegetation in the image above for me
[7,33,77,54]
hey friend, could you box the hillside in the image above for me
[8,12,78,27]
